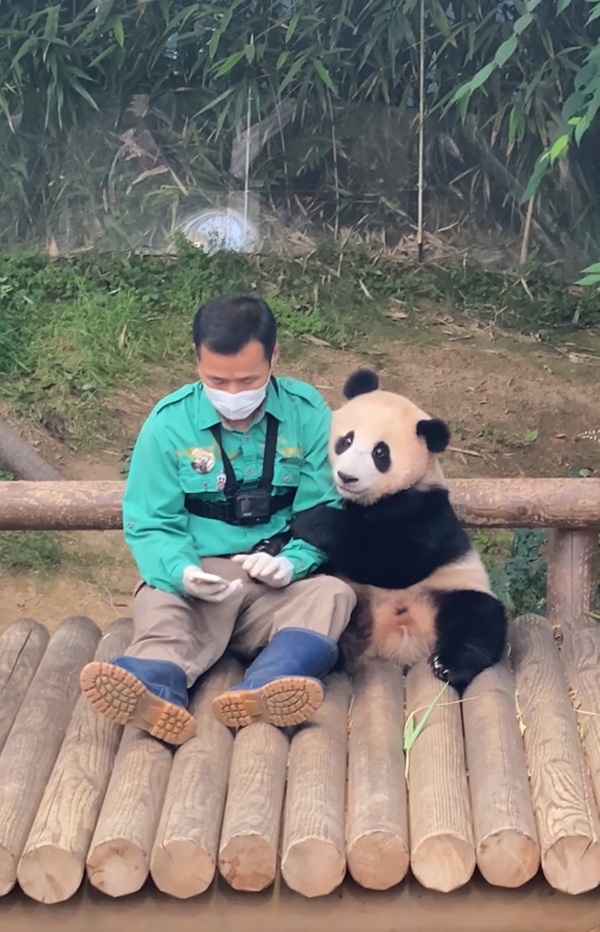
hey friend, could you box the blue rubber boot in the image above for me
[80,655,196,746]
[212,627,339,729]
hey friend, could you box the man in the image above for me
[80,293,355,745]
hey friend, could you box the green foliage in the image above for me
[449,0,600,277]
[577,261,600,287]
[487,529,549,617]
[1,0,600,260]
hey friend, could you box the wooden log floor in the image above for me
[2,612,600,911]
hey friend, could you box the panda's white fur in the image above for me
[347,548,492,668]
[292,368,507,691]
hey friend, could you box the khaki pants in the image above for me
[124,558,356,687]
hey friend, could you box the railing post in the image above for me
[546,529,599,630]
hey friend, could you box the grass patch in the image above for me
[0,238,598,446]
[0,531,63,573]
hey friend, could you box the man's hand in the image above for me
[232,552,294,588]
[182,565,243,603]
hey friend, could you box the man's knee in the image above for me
[318,574,356,610]
[299,574,355,643]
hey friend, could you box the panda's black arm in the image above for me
[290,504,346,562]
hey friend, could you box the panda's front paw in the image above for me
[429,650,481,694]
[429,651,475,693]
[429,652,450,683]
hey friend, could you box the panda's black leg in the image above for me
[428,590,507,693]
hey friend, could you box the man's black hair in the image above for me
[192,294,277,359]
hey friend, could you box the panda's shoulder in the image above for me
[150,383,197,418]
[277,377,329,412]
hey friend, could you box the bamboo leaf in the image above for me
[549,133,570,160]
[192,86,235,118]
[213,50,246,78]
[514,11,533,35]
[494,35,518,68]
[285,14,300,43]
[521,154,551,203]
[208,30,221,61]
[576,274,600,286]
[580,261,600,275]
[279,53,310,93]
[314,59,336,93]
[112,18,124,48]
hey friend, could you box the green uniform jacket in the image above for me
[122,376,340,595]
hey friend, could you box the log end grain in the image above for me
[543,835,600,895]
[281,837,346,898]
[347,830,409,890]
[17,846,82,904]
[411,834,476,893]
[219,833,278,892]
[477,830,540,888]
[86,839,148,898]
[0,846,17,897]
[151,840,215,898]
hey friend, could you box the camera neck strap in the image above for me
[209,412,278,499]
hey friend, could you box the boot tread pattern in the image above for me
[212,675,325,729]
[80,661,196,745]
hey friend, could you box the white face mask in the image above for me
[204,378,269,421]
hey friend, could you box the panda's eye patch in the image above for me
[334,431,354,455]
[372,441,391,473]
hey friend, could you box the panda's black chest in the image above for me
[337,493,468,591]
[339,511,433,590]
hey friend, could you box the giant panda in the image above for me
[292,368,507,692]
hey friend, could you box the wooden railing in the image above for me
[1,477,598,623]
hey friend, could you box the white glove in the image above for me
[231,552,294,588]
[182,565,243,603]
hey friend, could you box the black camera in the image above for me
[233,488,272,524]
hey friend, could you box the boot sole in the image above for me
[211,675,325,729]
[79,661,196,746]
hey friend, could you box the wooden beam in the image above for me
[86,721,173,897]
[1,478,599,530]
[281,673,350,898]
[346,662,409,891]
[0,616,101,896]
[405,661,475,893]
[0,414,62,481]
[462,659,540,888]
[560,617,600,835]
[0,618,49,755]
[218,722,289,893]
[17,619,132,904]
[151,658,242,899]
[510,613,600,894]
[546,529,599,628]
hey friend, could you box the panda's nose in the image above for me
[337,470,358,485]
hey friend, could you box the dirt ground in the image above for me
[1,319,599,637]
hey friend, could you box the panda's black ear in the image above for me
[417,418,450,453]
[344,368,379,399]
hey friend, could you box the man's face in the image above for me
[197,338,276,393]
